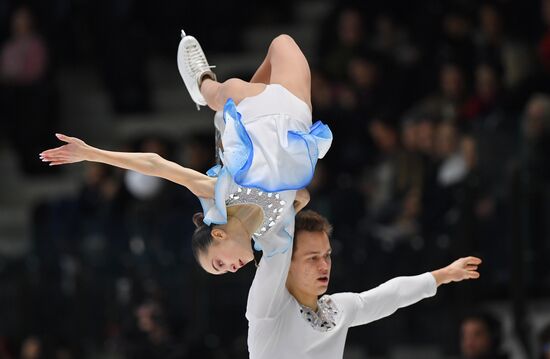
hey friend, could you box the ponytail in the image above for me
[191,212,213,261]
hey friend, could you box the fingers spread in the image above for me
[466,256,482,265]
[468,271,480,279]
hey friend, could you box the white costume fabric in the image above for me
[246,247,437,359]
[199,84,332,255]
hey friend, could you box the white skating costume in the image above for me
[199,84,332,256]
[247,262,437,359]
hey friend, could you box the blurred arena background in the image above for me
[0,0,549,358]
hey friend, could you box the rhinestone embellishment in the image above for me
[299,296,338,332]
[226,186,286,239]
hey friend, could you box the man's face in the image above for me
[461,319,492,358]
[287,230,332,298]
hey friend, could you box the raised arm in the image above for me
[246,208,297,321]
[334,256,482,328]
[40,134,215,198]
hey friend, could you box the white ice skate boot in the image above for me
[177,30,217,110]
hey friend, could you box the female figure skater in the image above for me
[40,33,332,275]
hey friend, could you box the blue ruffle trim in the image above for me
[221,98,333,192]
[285,120,333,189]
[198,98,331,254]
[198,164,233,226]
[220,99,255,187]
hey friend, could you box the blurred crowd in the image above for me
[1,0,550,358]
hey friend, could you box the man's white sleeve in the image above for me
[333,272,437,328]
[245,217,295,320]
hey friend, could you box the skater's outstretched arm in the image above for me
[40,134,215,198]
[430,256,482,286]
[333,256,482,328]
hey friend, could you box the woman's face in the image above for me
[198,229,254,275]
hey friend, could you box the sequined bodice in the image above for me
[299,296,339,332]
[226,186,288,239]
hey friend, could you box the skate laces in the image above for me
[185,42,215,79]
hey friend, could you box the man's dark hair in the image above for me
[293,210,333,253]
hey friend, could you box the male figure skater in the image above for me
[246,210,482,358]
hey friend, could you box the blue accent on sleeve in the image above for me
[254,241,263,251]
[206,164,222,177]
[199,166,232,226]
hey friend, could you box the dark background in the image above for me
[0,0,549,358]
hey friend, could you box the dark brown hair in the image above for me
[293,210,332,253]
[191,212,213,261]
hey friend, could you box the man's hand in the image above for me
[431,256,482,287]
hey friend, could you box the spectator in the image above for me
[520,94,550,288]
[413,62,469,122]
[123,300,186,359]
[460,311,509,359]
[435,121,467,187]
[474,2,533,88]
[0,5,56,174]
[347,54,388,117]
[364,116,424,250]
[320,7,367,81]
[463,62,505,124]
[19,336,42,359]
[0,6,47,85]
[438,7,476,73]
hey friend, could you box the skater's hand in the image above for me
[40,134,93,165]
[431,256,482,286]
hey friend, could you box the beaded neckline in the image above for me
[226,186,287,239]
[299,295,338,332]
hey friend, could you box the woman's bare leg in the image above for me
[200,34,311,112]
[264,34,311,109]
[249,35,311,108]
[200,78,266,112]
[250,57,271,84]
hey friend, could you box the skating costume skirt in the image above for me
[199,84,332,255]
